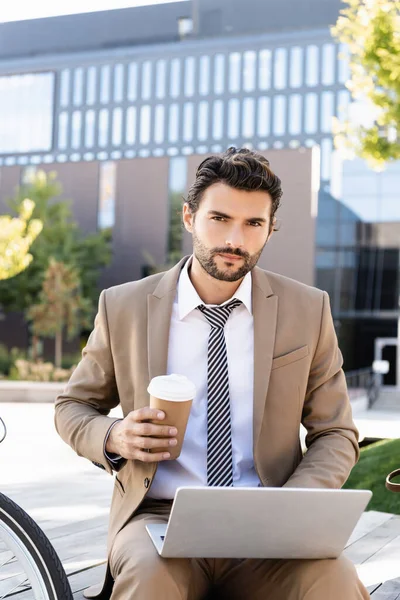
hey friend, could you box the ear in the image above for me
[182,203,194,233]
[267,217,277,242]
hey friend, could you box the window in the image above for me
[114,64,124,103]
[85,110,95,148]
[178,17,193,37]
[214,54,225,95]
[184,57,196,97]
[169,104,179,143]
[322,44,335,86]
[73,68,84,106]
[128,63,138,101]
[112,108,123,146]
[273,48,287,90]
[100,66,111,104]
[58,112,69,150]
[289,47,303,88]
[212,100,224,140]
[321,138,332,180]
[98,161,116,230]
[167,156,187,261]
[60,70,70,107]
[243,51,256,92]
[228,99,240,139]
[259,50,271,90]
[273,96,286,136]
[257,97,270,137]
[126,107,137,145]
[338,43,350,84]
[199,56,210,96]
[140,105,151,145]
[86,67,97,105]
[183,102,194,142]
[154,105,165,144]
[337,90,350,122]
[71,111,82,149]
[170,59,181,98]
[305,93,318,133]
[306,45,319,87]
[289,94,302,135]
[229,52,241,93]
[98,109,109,147]
[242,98,255,139]
[141,61,152,101]
[321,91,334,133]
[156,60,167,99]
[198,101,209,141]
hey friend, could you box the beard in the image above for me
[192,228,267,282]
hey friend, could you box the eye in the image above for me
[212,216,225,222]
[249,222,262,227]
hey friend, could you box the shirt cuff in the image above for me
[103,419,125,468]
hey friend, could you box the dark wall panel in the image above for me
[0,166,22,214]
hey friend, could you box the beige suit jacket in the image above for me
[55,256,359,555]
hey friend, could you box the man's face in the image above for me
[183,182,275,282]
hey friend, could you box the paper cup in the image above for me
[147,374,196,459]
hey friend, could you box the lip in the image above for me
[218,253,243,261]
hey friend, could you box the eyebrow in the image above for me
[207,210,267,224]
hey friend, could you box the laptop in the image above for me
[146,486,372,559]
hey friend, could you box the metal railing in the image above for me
[345,367,380,409]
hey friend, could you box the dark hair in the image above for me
[185,147,282,232]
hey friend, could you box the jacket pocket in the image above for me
[271,345,309,371]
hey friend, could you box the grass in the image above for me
[343,438,400,515]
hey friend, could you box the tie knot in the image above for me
[197,298,242,329]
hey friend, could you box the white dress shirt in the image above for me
[147,256,261,499]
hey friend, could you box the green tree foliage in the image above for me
[0,170,112,318]
[0,199,42,281]
[27,259,92,367]
[331,0,400,169]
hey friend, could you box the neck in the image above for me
[188,255,243,305]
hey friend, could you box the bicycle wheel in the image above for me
[0,492,73,599]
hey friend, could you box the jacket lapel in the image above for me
[147,256,190,382]
[252,267,278,455]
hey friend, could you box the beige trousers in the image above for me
[109,498,370,600]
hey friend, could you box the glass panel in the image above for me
[184,57,196,97]
[167,156,187,262]
[289,94,302,135]
[85,110,95,148]
[338,43,350,84]
[212,100,224,140]
[228,98,239,139]
[306,45,319,87]
[58,112,69,149]
[183,102,194,142]
[112,107,123,146]
[321,91,334,133]
[141,61,152,101]
[242,97,255,139]
[114,64,124,102]
[214,54,225,95]
[98,161,116,230]
[290,46,303,88]
[257,97,270,137]
[199,55,210,96]
[322,44,335,85]
[128,63,138,101]
[273,95,286,136]
[71,110,82,149]
[86,66,97,105]
[337,89,350,122]
[73,68,84,106]
[98,109,109,147]
[305,93,318,133]
[60,69,70,107]
[198,101,209,141]
[100,65,110,104]
[156,59,167,99]
[168,104,179,143]
[243,51,256,92]
[259,49,271,90]
[140,105,151,145]
[126,106,137,145]
[229,52,241,93]
[154,105,165,144]
[274,48,287,90]
[321,138,332,180]
[170,59,181,98]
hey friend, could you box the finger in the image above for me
[134,436,177,450]
[132,449,171,463]
[130,407,165,423]
[133,422,178,438]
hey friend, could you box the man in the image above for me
[55,147,369,599]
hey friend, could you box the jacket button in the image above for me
[144,477,150,489]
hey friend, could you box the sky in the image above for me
[0,0,187,23]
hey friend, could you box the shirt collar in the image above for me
[178,255,253,321]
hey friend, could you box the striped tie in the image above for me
[197,298,242,487]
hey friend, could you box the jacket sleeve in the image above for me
[54,289,121,475]
[284,291,359,489]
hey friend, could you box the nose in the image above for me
[225,225,245,249]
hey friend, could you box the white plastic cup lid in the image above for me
[147,374,196,401]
